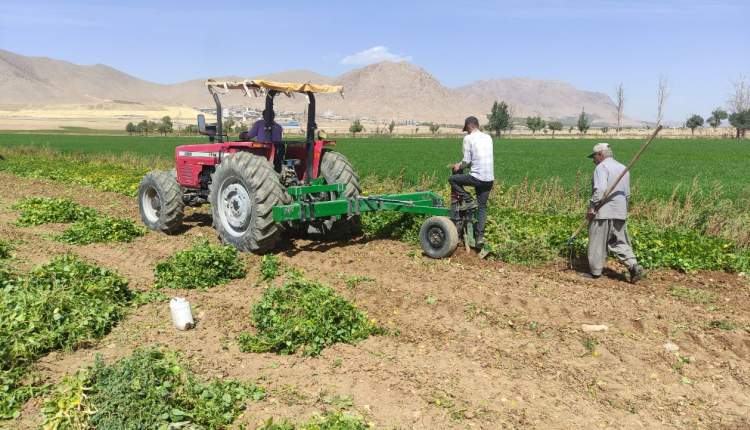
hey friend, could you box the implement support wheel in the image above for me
[419,216,459,259]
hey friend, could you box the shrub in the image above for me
[57,216,147,245]
[155,241,246,289]
[0,255,131,419]
[237,277,378,356]
[12,197,96,226]
[42,347,264,429]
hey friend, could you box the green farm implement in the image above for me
[137,79,481,259]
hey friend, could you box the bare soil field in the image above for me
[1,171,749,429]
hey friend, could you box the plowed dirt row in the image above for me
[1,172,748,429]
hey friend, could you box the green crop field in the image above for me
[0,133,748,201]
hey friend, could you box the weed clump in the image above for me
[57,216,147,245]
[257,412,369,430]
[13,197,96,226]
[155,241,246,289]
[668,285,718,304]
[260,254,281,281]
[42,347,264,429]
[237,277,378,356]
[0,255,131,419]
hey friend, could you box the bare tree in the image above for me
[615,83,624,133]
[656,76,669,126]
[727,74,750,114]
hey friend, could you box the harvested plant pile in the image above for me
[155,241,247,289]
[238,275,378,356]
[42,347,264,429]
[13,197,96,226]
[0,255,131,419]
[13,197,146,244]
[57,215,146,245]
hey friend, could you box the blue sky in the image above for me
[1,0,748,123]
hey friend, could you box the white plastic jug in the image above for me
[170,297,194,330]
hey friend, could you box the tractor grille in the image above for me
[178,165,194,182]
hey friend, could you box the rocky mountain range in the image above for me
[0,49,640,125]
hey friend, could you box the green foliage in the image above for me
[481,207,750,272]
[486,100,512,137]
[131,289,170,306]
[526,116,546,134]
[260,254,281,281]
[42,347,264,430]
[577,109,590,134]
[12,197,96,226]
[349,120,364,136]
[237,277,378,356]
[360,211,423,243]
[0,255,130,419]
[728,109,750,138]
[707,108,728,128]
[0,151,147,196]
[685,114,705,135]
[257,412,369,430]
[0,239,11,260]
[548,121,563,136]
[57,216,147,245]
[154,241,246,289]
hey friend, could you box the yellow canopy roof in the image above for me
[205,79,343,95]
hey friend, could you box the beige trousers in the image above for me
[588,219,637,276]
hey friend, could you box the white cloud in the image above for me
[340,46,411,66]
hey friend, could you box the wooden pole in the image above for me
[566,125,663,246]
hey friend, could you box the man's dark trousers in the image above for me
[448,174,494,239]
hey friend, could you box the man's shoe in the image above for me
[579,272,601,280]
[629,264,644,284]
[458,200,479,211]
[474,237,485,250]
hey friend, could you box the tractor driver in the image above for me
[245,110,282,143]
[449,116,495,248]
[244,110,284,170]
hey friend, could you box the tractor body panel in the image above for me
[174,140,334,189]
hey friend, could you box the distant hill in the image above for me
[0,49,641,125]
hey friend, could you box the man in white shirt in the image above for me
[583,142,644,283]
[449,116,495,248]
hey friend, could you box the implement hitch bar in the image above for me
[272,190,450,223]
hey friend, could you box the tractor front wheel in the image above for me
[138,170,184,233]
[209,152,286,253]
[419,216,459,259]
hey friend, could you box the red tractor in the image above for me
[137,80,360,252]
[139,79,484,258]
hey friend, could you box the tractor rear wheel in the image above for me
[138,169,184,233]
[419,216,459,259]
[308,150,362,238]
[209,152,286,253]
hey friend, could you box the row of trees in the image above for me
[485,101,591,137]
[686,78,750,138]
[125,116,173,135]
[348,119,441,137]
